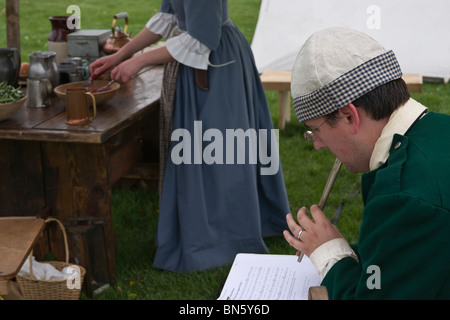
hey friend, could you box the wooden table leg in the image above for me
[278,90,291,130]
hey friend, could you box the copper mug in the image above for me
[65,87,97,125]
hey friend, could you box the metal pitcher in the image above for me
[28,51,60,89]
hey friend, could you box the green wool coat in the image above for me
[322,112,450,299]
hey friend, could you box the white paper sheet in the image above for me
[218,253,321,300]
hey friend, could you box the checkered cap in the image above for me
[291,27,403,123]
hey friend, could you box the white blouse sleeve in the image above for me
[166,32,211,70]
[145,12,178,39]
[146,12,210,70]
[309,238,359,279]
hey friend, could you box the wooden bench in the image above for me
[261,71,423,130]
[402,73,423,93]
[260,71,292,130]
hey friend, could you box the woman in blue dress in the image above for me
[90,0,290,272]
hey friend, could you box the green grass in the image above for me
[2,0,449,300]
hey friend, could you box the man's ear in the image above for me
[338,103,360,134]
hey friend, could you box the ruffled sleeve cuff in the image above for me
[145,12,178,39]
[166,32,211,70]
[309,238,359,279]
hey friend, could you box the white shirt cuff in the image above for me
[309,238,359,279]
[166,32,211,70]
[145,12,178,39]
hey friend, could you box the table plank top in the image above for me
[0,65,163,144]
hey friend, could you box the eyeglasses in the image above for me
[303,118,329,142]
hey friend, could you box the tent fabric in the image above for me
[251,0,450,80]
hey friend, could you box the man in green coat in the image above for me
[283,27,450,299]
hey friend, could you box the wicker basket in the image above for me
[16,218,86,300]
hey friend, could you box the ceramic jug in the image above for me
[48,16,76,64]
[0,48,21,87]
[28,51,60,89]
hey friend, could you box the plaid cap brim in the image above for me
[292,50,402,123]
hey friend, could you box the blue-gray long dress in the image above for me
[152,0,290,272]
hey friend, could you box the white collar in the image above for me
[369,98,428,171]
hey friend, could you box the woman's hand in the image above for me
[89,53,122,80]
[110,56,144,83]
[283,205,343,256]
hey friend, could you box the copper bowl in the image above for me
[54,80,120,105]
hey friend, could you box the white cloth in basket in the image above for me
[18,255,76,281]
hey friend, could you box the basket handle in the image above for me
[28,217,70,279]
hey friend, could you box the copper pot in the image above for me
[103,12,132,55]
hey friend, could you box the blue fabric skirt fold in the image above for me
[154,21,290,273]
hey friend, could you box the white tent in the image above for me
[251,0,450,80]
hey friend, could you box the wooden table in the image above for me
[0,66,163,281]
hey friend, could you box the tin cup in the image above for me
[65,87,97,125]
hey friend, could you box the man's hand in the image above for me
[283,205,343,256]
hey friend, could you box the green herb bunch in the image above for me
[0,81,25,104]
